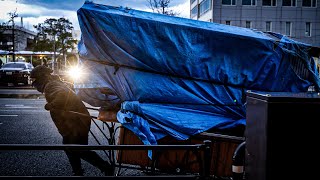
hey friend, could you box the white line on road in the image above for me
[0,115,18,117]
[0,109,48,113]
[4,107,34,109]
[4,104,34,108]
[5,104,24,107]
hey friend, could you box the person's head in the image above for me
[30,65,53,93]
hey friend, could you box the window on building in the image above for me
[226,21,231,25]
[246,21,252,28]
[285,22,292,36]
[266,21,272,32]
[191,0,197,4]
[242,0,256,5]
[191,5,198,18]
[222,0,236,5]
[302,0,316,7]
[283,0,296,6]
[262,0,276,6]
[199,0,211,15]
[305,22,311,37]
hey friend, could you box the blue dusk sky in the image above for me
[0,0,190,31]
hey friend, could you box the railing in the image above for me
[0,142,212,179]
[0,107,243,179]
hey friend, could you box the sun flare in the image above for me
[67,66,83,81]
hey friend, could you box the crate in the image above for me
[116,127,244,177]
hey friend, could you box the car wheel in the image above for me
[23,77,30,86]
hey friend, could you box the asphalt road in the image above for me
[0,84,42,99]
[0,87,211,180]
[0,97,112,177]
[0,87,150,178]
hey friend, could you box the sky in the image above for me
[0,0,190,31]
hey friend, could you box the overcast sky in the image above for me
[0,0,190,31]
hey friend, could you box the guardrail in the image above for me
[0,141,212,179]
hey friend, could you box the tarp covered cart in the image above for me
[75,1,320,179]
[94,110,245,177]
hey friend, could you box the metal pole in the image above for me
[53,36,56,73]
[0,144,202,151]
[11,15,16,62]
[203,140,212,180]
[12,22,15,62]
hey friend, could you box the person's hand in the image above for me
[44,103,52,111]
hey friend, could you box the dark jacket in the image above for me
[44,76,91,140]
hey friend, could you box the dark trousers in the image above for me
[63,135,110,175]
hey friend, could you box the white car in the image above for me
[0,62,34,85]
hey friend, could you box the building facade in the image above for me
[190,0,320,47]
[0,25,36,52]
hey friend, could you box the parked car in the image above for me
[0,62,34,85]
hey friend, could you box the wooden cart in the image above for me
[96,110,245,178]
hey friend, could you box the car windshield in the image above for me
[2,63,26,69]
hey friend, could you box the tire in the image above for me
[23,76,30,86]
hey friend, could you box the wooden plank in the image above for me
[117,128,244,177]
[97,110,118,122]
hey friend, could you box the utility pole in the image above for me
[9,11,18,62]
[53,34,57,74]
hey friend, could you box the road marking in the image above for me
[4,104,34,108]
[0,115,18,117]
[5,107,34,109]
[0,109,48,113]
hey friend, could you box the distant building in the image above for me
[72,29,81,41]
[0,25,36,52]
[0,25,57,66]
[190,0,320,47]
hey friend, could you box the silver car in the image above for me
[0,62,34,85]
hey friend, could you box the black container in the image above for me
[245,90,320,180]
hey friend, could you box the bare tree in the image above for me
[3,10,18,61]
[147,0,179,16]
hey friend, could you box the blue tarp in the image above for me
[76,2,320,148]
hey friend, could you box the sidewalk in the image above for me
[0,85,44,99]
